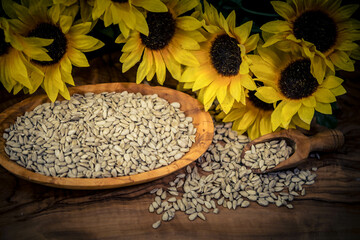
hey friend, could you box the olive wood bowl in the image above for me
[0,83,214,189]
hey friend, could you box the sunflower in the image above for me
[217,89,275,140]
[179,1,259,114]
[0,17,52,94]
[217,86,311,140]
[261,0,360,83]
[249,44,346,131]
[116,0,204,85]
[6,0,104,102]
[92,0,168,38]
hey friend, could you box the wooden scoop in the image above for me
[240,128,345,173]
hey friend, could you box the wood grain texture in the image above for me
[0,55,360,240]
[0,82,214,189]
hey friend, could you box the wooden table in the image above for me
[1,54,360,240]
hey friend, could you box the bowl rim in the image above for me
[0,82,214,189]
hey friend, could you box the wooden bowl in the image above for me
[0,83,214,189]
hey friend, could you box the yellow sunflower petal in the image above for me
[302,95,316,107]
[180,67,197,83]
[2,0,17,18]
[271,1,295,21]
[52,65,65,92]
[334,4,359,21]
[229,77,242,102]
[226,11,236,30]
[298,105,314,124]
[113,4,136,29]
[103,5,113,27]
[337,41,359,51]
[176,16,202,31]
[259,115,272,136]
[59,83,70,100]
[60,15,73,34]
[67,48,90,67]
[330,85,346,96]
[60,56,74,85]
[122,35,141,52]
[69,22,91,35]
[240,74,256,90]
[70,35,104,52]
[132,6,149,36]
[29,71,44,94]
[223,109,245,122]
[248,56,277,81]
[9,51,32,90]
[248,119,261,140]
[168,44,199,66]
[122,45,144,72]
[192,75,212,91]
[260,20,291,33]
[220,92,235,114]
[234,21,252,43]
[136,48,152,83]
[262,33,287,47]
[329,50,354,72]
[291,113,310,130]
[322,75,343,89]
[146,56,156,81]
[219,12,229,34]
[43,69,59,102]
[132,0,167,12]
[173,0,199,16]
[115,33,126,44]
[153,50,166,85]
[255,86,281,103]
[281,100,301,126]
[257,45,282,68]
[238,108,257,131]
[216,81,230,104]
[203,82,219,108]
[119,21,130,39]
[311,55,326,84]
[239,60,249,74]
[161,48,181,80]
[92,0,110,20]
[232,119,245,134]
[243,34,259,52]
[183,82,194,89]
[315,102,332,114]
[173,33,200,50]
[49,3,61,23]
[314,88,336,103]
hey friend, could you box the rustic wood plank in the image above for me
[0,56,360,239]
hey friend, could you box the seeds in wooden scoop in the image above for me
[149,122,317,228]
[242,140,294,171]
[3,91,196,178]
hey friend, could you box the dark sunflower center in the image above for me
[279,59,319,99]
[140,12,176,50]
[210,34,242,76]
[27,23,67,65]
[293,10,337,53]
[0,29,11,56]
[111,0,128,3]
[248,90,274,111]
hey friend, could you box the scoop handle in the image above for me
[309,129,344,152]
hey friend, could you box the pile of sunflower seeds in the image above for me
[242,140,293,171]
[149,122,317,229]
[3,92,196,178]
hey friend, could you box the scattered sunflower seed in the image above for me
[148,121,317,229]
